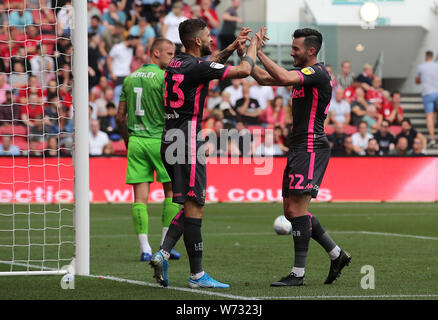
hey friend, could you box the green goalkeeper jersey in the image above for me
[119,64,165,139]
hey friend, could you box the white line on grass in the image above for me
[259,294,438,299]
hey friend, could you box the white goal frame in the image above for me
[0,0,89,277]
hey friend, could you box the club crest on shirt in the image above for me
[301,67,315,75]
[210,62,225,69]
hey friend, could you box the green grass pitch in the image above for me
[1,202,438,300]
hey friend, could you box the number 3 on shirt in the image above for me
[164,73,184,108]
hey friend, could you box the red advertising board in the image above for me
[0,156,437,203]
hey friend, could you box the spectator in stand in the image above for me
[415,50,438,147]
[0,74,11,105]
[373,119,395,155]
[0,91,22,126]
[235,82,263,126]
[357,63,374,91]
[107,35,138,104]
[365,76,385,111]
[364,138,380,156]
[21,92,44,128]
[44,136,59,157]
[219,91,238,128]
[409,137,426,156]
[396,118,427,152]
[249,81,274,111]
[361,104,382,134]
[88,33,105,89]
[95,87,115,117]
[381,90,404,125]
[88,0,103,25]
[265,96,286,129]
[328,87,351,125]
[102,0,127,31]
[90,76,111,102]
[337,136,359,156]
[218,0,242,50]
[0,136,20,156]
[57,0,74,36]
[343,78,360,104]
[253,129,283,156]
[130,44,148,72]
[350,87,368,127]
[9,62,28,89]
[336,60,354,89]
[30,44,55,87]
[88,15,106,36]
[273,126,289,154]
[29,114,45,142]
[200,0,220,42]
[100,21,124,55]
[190,4,202,19]
[389,136,409,156]
[328,122,348,156]
[99,102,121,141]
[351,121,373,155]
[162,1,187,54]
[276,85,292,108]
[129,16,156,50]
[8,1,33,30]
[89,119,111,156]
[28,138,42,157]
[0,1,8,32]
[126,0,146,29]
[224,78,243,108]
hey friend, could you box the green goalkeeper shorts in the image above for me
[126,136,171,184]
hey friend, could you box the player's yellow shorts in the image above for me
[126,136,171,184]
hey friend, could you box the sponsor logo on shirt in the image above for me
[210,62,225,69]
[166,110,180,120]
[301,67,315,75]
[292,87,305,98]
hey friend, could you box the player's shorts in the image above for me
[126,136,171,184]
[282,148,330,199]
[422,93,438,114]
[161,141,206,206]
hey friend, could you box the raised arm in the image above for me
[209,27,252,64]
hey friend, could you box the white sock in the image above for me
[190,271,205,280]
[291,267,305,277]
[329,246,341,260]
[138,234,151,254]
[161,227,169,246]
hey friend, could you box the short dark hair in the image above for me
[179,18,208,49]
[390,90,400,98]
[401,118,411,126]
[293,28,323,55]
[426,50,434,59]
[358,120,368,128]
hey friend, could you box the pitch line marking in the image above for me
[1,261,438,300]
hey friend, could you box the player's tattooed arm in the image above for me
[116,100,130,147]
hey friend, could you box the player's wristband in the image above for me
[241,56,255,72]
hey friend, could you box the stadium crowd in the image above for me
[0,0,430,157]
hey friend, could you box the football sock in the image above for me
[161,208,185,255]
[308,212,340,260]
[132,203,150,252]
[290,215,312,273]
[162,197,180,228]
[183,217,204,275]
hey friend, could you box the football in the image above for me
[273,215,292,235]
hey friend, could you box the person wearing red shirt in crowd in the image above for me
[343,78,360,104]
[21,92,44,128]
[365,76,385,111]
[265,96,286,129]
[380,90,404,125]
[17,75,43,105]
[199,0,220,46]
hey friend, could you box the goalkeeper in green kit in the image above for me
[116,38,181,262]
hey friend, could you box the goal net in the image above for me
[0,0,89,276]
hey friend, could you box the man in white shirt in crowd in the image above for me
[223,78,243,108]
[351,121,373,155]
[89,119,111,156]
[107,35,139,105]
[329,87,351,125]
[249,80,274,110]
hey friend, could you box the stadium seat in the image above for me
[344,125,358,135]
[388,125,402,136]
[324,125,335,135]
[112,140,127,155]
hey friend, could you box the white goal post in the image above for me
[0,0,89,276]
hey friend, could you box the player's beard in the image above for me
[201,43,212,57]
